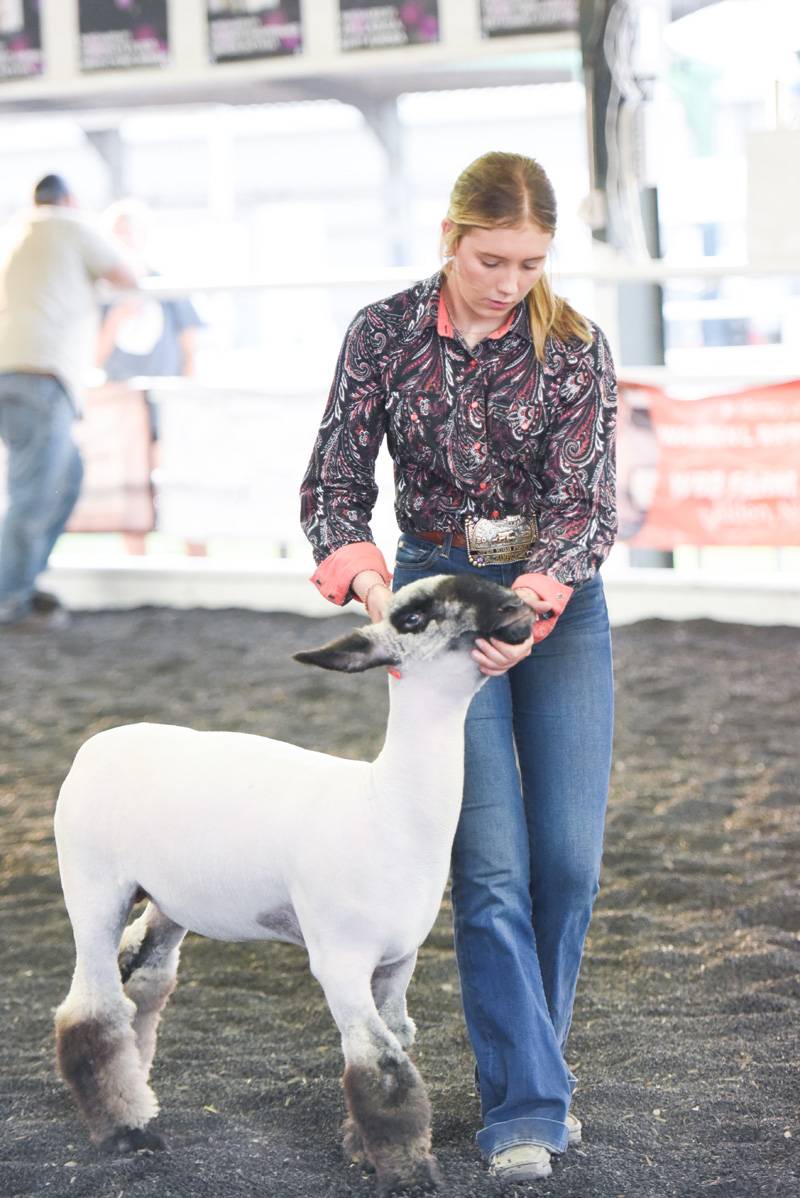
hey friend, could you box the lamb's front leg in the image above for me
[313,951,439,1195]
[343,951,422,1174]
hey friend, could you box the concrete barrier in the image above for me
[42,557,800,627]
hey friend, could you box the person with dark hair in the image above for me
[32,174,72,207]
[0,175,137,628]
[301,151,617,1184]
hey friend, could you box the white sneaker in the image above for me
[489,1143,552,1183]
[566,1112,582,1146]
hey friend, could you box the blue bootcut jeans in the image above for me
[0,373,83,623]
[392,531,614,1158]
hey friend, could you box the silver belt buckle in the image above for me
[464,514,538,567]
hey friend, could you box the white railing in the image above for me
[4,258,795,614]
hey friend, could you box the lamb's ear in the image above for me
[294,629,398,674]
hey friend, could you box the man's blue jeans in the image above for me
[392,532,614,1158]
[0,373,82,622]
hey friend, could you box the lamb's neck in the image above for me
[370,670,476,834]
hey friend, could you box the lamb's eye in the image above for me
[397,610,427,633]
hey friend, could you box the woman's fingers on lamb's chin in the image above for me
[472,639,504,663]
[472,640,526,674]
[472,649,505,671]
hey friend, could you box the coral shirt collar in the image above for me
[437,290,517,342]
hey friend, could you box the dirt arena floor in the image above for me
[1,606,798,1198]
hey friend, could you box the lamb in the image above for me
[53,573,532,1193]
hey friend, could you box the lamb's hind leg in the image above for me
[118,901,186,1079]
[314,952,438,1195]
[55,883,164,1153]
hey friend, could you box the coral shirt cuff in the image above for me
[512,572,574,644]
[311,542,392,607]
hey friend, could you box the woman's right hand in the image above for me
[365,584,392,624]
[352,570,392,624]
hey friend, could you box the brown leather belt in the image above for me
[415,529,469,549]
[411,514,538,566]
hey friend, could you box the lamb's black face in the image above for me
[389,574,533,647]
[294,574,533,674]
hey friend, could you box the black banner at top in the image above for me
[78,0,170,72]
[340,2,440,52]
[0,0,42,81]
[208,1,303,63]
[480,0,579,38]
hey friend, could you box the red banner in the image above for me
[618,379,800,547]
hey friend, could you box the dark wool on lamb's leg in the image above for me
[55,983,163,1148]
[343,1052,439,1195]
[54,884,163,1150]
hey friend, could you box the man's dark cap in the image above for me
[33,174,72,206]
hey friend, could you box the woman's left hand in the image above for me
[471,585,549,676]
[472,633,534,676]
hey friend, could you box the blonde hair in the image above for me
[442,151,592,361]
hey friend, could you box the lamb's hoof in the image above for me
[377,1154,440,1195]
[342,1116,375,1171]
[100,1125,166,1155]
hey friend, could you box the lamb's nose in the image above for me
[492,597,529,631]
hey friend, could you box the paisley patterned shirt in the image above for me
[301,271,617,587]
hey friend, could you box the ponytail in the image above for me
[526,275,593,362]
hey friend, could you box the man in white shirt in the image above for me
[0,174,137,627]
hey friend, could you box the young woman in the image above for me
[301,151,617,1184]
